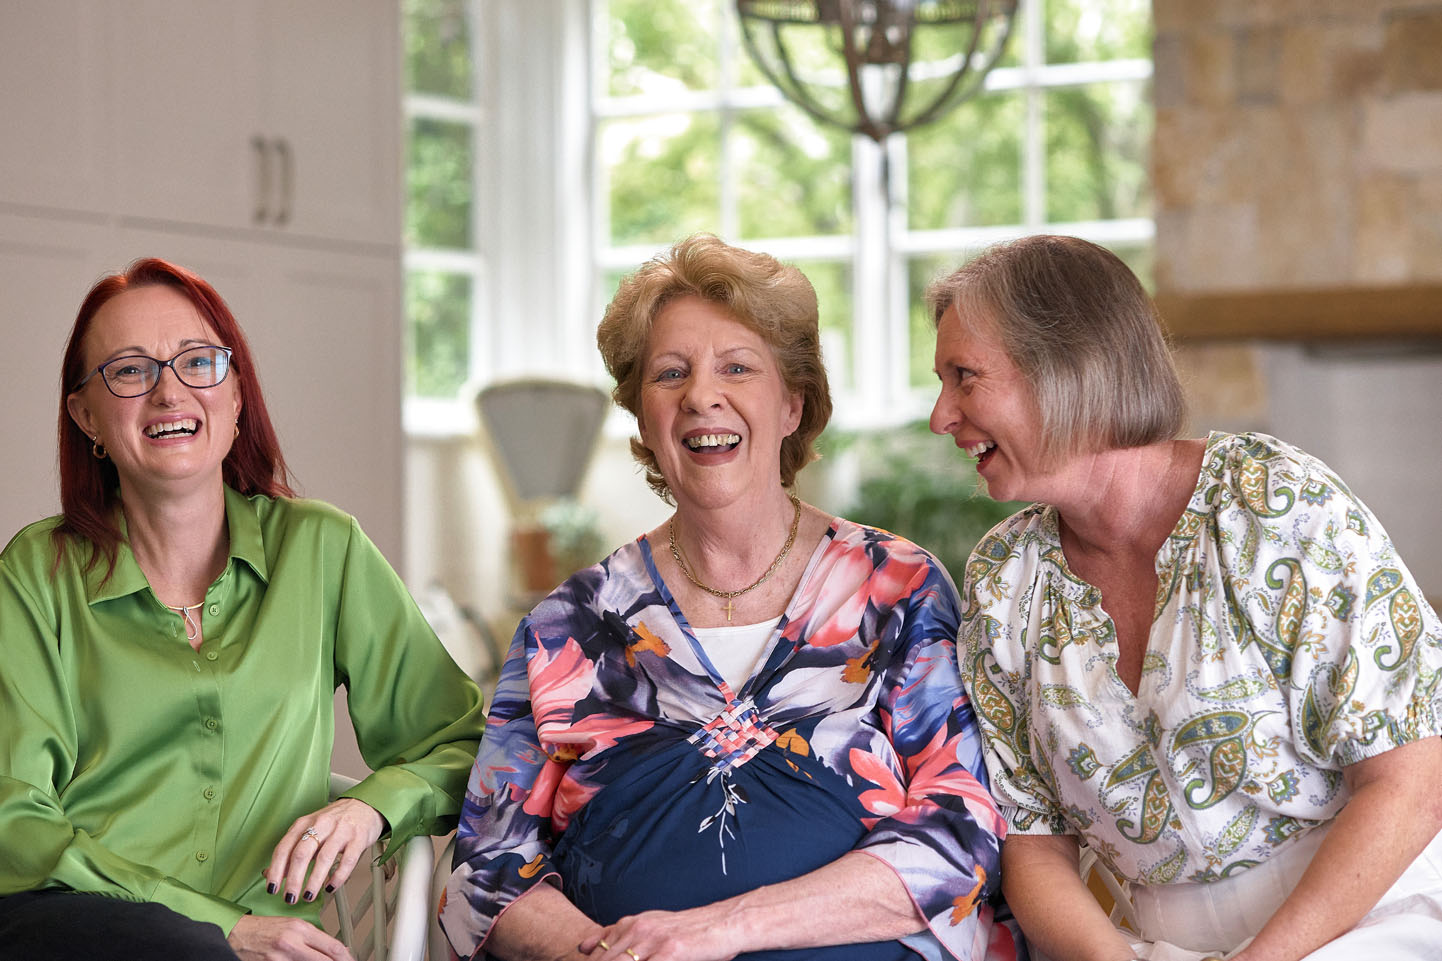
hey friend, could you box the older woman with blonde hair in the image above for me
[929,234,1442,961]
[440,234,1023,961]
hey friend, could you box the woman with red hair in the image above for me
[0,259,486,961]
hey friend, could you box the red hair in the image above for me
[55,258,295,576]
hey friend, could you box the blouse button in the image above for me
[205,718,219,731]
[208,604,220,616]
[205,651,219,661]
[195,851,209,862]
[203,787,216,800]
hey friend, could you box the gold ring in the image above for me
[597,941,610,951]
[626,950,640,960]
[300,828,322,843]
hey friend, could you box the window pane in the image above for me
[736,106,853,238]
[994,0,1028,69]
[789,259,853,394]
[407,117,474,249]
[602,113,721,246]
[907,254,959,389]
[907,90,1024,230]
[404,0,472,99]
[1045,80,1151,223]
[407,270,471,399]
[1046,0,1152,64]
[606,0,720,97]
[734,14,856,125]
[902,2,1018,125]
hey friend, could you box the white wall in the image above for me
[1260,344,1442,595]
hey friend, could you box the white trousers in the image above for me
[1122,825,1442,960]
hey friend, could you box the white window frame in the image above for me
[586,0,1153,431]
[403,0,1153,437]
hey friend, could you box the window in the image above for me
[403,0,1152,432]
[595,0,1152,426]
[403,0,483,425]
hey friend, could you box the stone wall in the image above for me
[1155,0,1442,289]
[1153,0,1442,596]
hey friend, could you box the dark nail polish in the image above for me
[285,893,297,905]
[304,890,315,902]
[325,884,335,893]
[267,883,277,895]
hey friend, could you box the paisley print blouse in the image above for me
[960,432,1442,886]
[440,518,1022,961]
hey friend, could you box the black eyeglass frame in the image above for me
[74,345,235,398]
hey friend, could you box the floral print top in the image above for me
[961,432,1442,886]
[440,518,1022,961]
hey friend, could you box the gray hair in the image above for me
[925,234,1185,464]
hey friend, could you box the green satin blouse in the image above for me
[0,487,485,934]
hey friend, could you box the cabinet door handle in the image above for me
[251,135,271,225]
[273,137,293,227]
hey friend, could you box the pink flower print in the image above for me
[864,554,927,610]
[850,747,906,828]
[528,636,595,735]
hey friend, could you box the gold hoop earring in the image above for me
[91,436,107,459]
[233,421,240,440]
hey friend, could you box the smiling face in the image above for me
[929,302,1050,504]
[65,284,241,502]
[637,296,802,511]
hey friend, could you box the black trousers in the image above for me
[0,891,239,961]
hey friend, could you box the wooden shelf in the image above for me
[1155,284,1442,341]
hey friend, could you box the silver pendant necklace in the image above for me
[167,602,204,641]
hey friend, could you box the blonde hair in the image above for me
[926,234,1185,463]
[597,234,833,501]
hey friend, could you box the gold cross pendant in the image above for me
[723,597,735,622]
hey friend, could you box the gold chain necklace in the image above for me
[669,493,801,622]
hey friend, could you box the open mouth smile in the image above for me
[145,418,199,439]
[964,439,997,466]
[685,432,741,453]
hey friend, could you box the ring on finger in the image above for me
[626,950,641,960]
[597,941,610,951]
[300,828,323,843]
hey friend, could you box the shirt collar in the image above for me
[83,486,271,604]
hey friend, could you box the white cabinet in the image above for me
[0,1,109,216]
[0,212,117,542]
[109,1,265,234]
[255,0,401,245]
[3,0,400,247]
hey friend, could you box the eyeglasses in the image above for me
[75,345,234,398]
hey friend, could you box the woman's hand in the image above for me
[579,905,738,961]
[1001,835,1137,961]
[228,914,356,961]
[262,797,387,905]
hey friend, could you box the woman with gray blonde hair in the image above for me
[929,234,1442,961]
[441,234,1024,961]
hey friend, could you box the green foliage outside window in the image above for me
[407,271,471,399]
[606,0,720,96]
[735,107,854,239]
[404,0,471,98]
[819,421,1026,581]
[1047,0,1152,62]
[907,91,1025,231]
[602,114,723,247]
[407,117,474,249]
